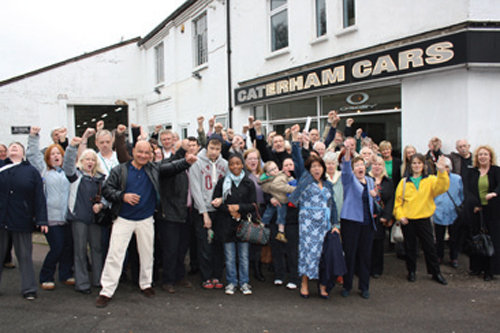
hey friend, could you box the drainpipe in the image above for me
[226,0,233,128]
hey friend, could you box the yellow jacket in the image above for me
[393,170,449,221]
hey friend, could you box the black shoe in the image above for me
[23,292,37,300]
[188,268,199,276]
[407,272,416,282]
[484,273,492,282]
[432,274,448,285]
[450,260,458,269]
[360,290,370,299]
[371,274,381,279]
[77,288,92,295]
[470,271,481,276]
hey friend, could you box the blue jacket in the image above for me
[340,159,376,228]
[0,159,47,232]
[433,173,463,226]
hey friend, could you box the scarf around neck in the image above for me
[222,170,245,202]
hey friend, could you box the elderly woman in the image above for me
[368,156,394,278]
[324,151,343,223]
[463,145,500,281]
[64,137,106,295]
[0,142,48,300]
[394,153,449,285]
[379,141,401,190]
[26,127,74,290]
[433,157,463,269]
[340,148,376,299]
[289,125,338,299]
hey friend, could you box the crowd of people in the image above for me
[0,111,499,306]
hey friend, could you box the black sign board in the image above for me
[11,126,31,135]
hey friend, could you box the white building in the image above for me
[1,0,500,155]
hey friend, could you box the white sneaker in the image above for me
[240,283,252,295]
[286,282,297,290]
[225,283,236,295]
[274,279,283,286]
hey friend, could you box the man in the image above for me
[309,128,321,146]
[189,134,228,289]
[312,141,326,158]
[360,146,374,172]
[254,120,291,169]
[425,137,444,175]
[159,129,175,159]
[448,139,473,179]
[96,140,196,308]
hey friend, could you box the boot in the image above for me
[253,261,265,282]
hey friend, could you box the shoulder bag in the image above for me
[391,179,406,243]
[236,203,270,245]
[467,210,495,257]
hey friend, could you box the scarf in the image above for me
[222,170,245,202]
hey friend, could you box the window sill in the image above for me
[310,35,329,46]
[265,47,290,61]
[192,63,208,74]
[335,25,358,37]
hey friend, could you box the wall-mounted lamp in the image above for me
[192,72,202,80]
[154,87,161,94]
[180,24,185,33]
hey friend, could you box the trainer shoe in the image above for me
[286,282,297,290]
[23,292,37,300]
[61,278,75,285]
[274,279,283,286]
[201,280,214,289]
[240,283,252,295]
[225,283,236,295]
[41,282,55,290]
[212,278,224,289]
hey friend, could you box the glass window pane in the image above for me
[274,121,317,138]
[271,10,288,51]
[343,0,355,28]
[269,98,316,120]
[321,86,401,115]
[254,105,267,120]
[316,0,327,37]
[271,0,287,11]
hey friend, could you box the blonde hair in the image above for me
[243,148,263,176]
[77,149,105,176]
[369,156,388,178]
[378,140,392,151]
[263,161,278,174]
[473,145,497,168]
[401,145,417,175]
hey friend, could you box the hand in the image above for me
[197,116,205,125]
[291,124,300,141]
[332,113,341,127]
[185,153,198,164]
[117,124,127,134]
[474,206,482,213]
[211,198,222,208]
[270,197,280,207]
[131,123,140,129]
[248,116,254,128]
[208,116,215,129]
[58,127,68,139]
[436,155,446,172]
[154,124,163,134]
[369,189,378,197]
[302,131,310,149]
[331,227,340,234]
[284,128,291,140]
[70,137,82,147]
[346,118,354,127]
[139,126,148,141]
[96,121,104,131]
[356,128,363,138]
[203,213,212,229]
[400,217,409,225]
[242,125,249,134]
[254,120,262,135]
[485,193,498,201]
[228,205,241,219]
[40,226,49,234]
[93,203,103,214]
[214,123,223,134]
[30,126,41,136]
[82,128,96,140]
[123,193,141,206]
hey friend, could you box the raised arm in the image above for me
[26,126,45,173]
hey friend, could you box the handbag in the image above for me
[446,191,463,217]
[467,211,495,257]
[236,204,270,245]
[93,183,113,227]
[391,179,407,243]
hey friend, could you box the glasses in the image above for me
[246,158,259,161]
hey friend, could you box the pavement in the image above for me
[1,233,499,333]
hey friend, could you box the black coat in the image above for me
[212,174,257,243]
[373,176,394,240]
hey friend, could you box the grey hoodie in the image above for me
[189,148,228,214]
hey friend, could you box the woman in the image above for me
[393,153,449,285]
[212,154,257,295]
[289,129,338,299]
[463,145,500,281]
[26,127,74,290]
[0,142,48,300]
[401,145,416,178]
[324,151,343,224]
[379,141,401,189]
[340,149,376,299]
[368,156,394,278]
[64,137,106,295]
[243,148,266,282]
[433,157,463,269]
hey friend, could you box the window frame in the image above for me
[315,0,327,38]
[193,12,208,68]
[154,42,165,85]
[269,0,289,52]
[342,0,355,28]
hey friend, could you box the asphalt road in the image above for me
[0,234,499,333]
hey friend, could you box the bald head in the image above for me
[133,141,153,167]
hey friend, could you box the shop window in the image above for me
[270,0,288,52]
[253,105,267,121]
[268,98,317,120]
[193,12,208,67]
[343,0,355,28]
[154,43,165,84]
[316,0,327,37]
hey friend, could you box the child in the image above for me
[259,161,295,243]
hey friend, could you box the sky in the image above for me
[0,0,186,81]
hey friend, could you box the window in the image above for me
[154,43,164,84]
[343,0,355,28]
[193,13,208,67]
[316,0,327,37]
[270,0,288,52]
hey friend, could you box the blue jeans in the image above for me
[40,224,74,283]
[261,203,287,226]
[224,241,249,286]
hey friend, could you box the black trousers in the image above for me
[402,218,441,275]
[434,224,458,261]
[371,238,384,276]
[341,219,374,292]
[270,222,300,285]
[157,218,191,285]
[192,209,224,282]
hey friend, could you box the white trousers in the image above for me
[100,216,154,297]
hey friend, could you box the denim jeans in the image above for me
[39,224,74,283]
[224,241,249,286]
[261,203,287,226]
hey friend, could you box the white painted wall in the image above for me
[0,42,144,148]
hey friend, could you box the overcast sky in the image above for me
[0,0,185,81]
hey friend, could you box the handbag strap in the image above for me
[252,202,262,220]
[478,210,488,233]
[446,191,459,209]
[401,178,407,208]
